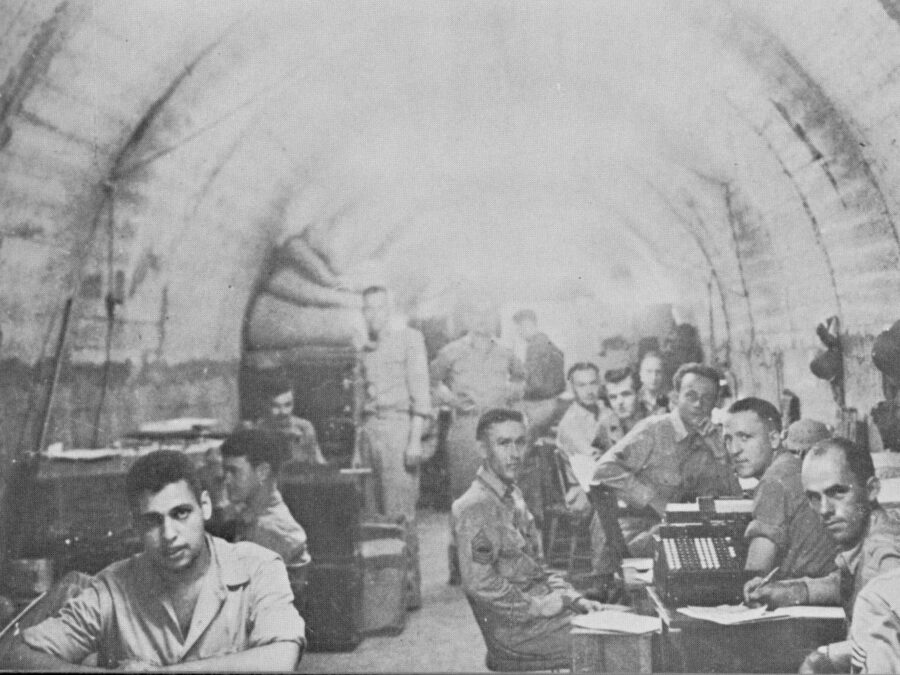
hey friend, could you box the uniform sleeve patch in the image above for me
[471,528,494,565]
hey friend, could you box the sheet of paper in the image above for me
[567,454,596,492]
[677,604,790,625]
[778,605,846,620]
[571,610,662,635]
[138,417,219,433]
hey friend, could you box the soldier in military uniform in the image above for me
[849,567,900,673]
[746,437,900,673]
[452,408,602,665]
[356,285,431,609]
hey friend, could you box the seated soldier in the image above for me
[452,408,603,666]
[782,418,832,458]
[592,363,741,562]
[637,350,670,416]
[604,367,650,442]
[849,567,900,673]
[723,397,837,579]
[4,450,304,671]
[745,438,900,673]
[221,429,311,565]
[254,376,327,466]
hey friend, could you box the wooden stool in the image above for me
[571,628,653,673]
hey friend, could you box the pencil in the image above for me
[757,566,780,589]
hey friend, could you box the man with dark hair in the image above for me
[452,409,602,666]
[357,284,431,608]
[724,397,836,579]
[557,363,619,464]
[746,437,900,673]
[222,429,310,566]
[6,450,305,671]
[431,301,525,584]
[637,350,669,416]
[592,362,741,563]
[604,367,649,441]
[254,375,326,465]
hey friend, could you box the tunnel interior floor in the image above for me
[297,508,489,673]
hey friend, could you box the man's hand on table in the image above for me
[573,598,605,614]
[798,648,840,674]
[743,578,808,608]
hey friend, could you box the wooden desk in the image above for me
[645,586,847,673]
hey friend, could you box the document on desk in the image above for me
[778,606,846,620]
[571,610,663,635]
[677,604,790,625]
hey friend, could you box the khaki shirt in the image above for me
[430,335,525,412]
[21,535,304,668]
[451,467,582,625]
[745,450,837,579]
[241,488,311,566]
[850,567,900,673]
[361,325,431,418]
[803,508,900,621]
[592,410,741,515]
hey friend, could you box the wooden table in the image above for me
[645,586,847,673]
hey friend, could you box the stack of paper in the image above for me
[571,610,663,635]
[677,604,789,625]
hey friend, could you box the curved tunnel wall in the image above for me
[2,1,900,457]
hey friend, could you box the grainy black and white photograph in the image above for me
[2,1,900,672]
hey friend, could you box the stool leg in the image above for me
[568,522,579,576]
[547,515,560,565]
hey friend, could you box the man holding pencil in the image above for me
[723,397,836,579]
[744,437,900,673]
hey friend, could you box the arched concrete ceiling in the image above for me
[3,0,900,419]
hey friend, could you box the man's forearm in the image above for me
[161,642,301,672]
[802,569,842,605]
[4,639,105,672]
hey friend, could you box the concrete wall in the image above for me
[2,0,900,461]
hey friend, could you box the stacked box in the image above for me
[361,538,407,636]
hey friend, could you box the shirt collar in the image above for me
[574,399,600,418]
[207,534,251,591]
[476,465,513,500]
[248,486,282,520]
[669,409,690,441]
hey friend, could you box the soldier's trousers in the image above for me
[362,413,421,608]
[483,606,575,665]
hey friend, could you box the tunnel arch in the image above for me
[2,0,900,452]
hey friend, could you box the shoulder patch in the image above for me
[471,528,495,565]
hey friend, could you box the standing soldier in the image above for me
[431,301,526,584]
[356,286,431,609]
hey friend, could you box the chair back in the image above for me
[463,593,570,672]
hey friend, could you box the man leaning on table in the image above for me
[744,437,900,674]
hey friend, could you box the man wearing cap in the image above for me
[724,398,836,579]
[783,418,832,458]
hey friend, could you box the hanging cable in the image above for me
[91,182,119,447]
